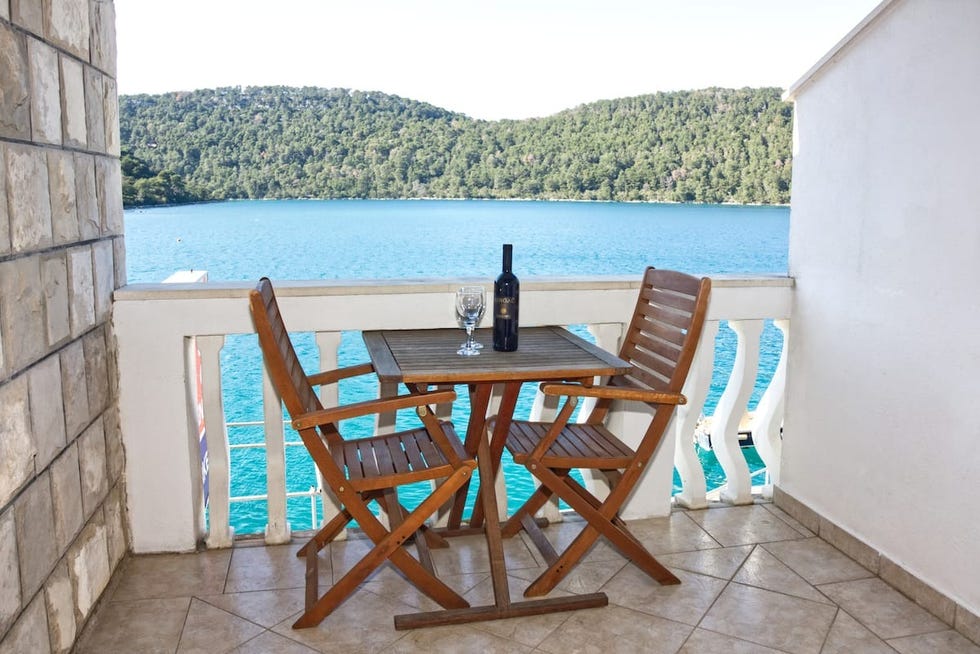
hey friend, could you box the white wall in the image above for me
[785,0,980,612]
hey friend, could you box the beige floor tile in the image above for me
[177,598,264,653]
[76,597,190,654]
[271,588,419,653]
[679,628,785,653]
[602,565,727,626]
[700,582,837,654]
[519,518,627,565]
[230,630,319,653]
[684,505,802,547]
[762,538,873,585]
[657,545,753,580]
[628,512,722,554]
[362,571,487,612]
[554,558,627,595]
[429,532,539,575]
[536,604,692,654]
[733,546,833,604]
[111,550,231,601]
[887,629,980,654]
[760,503,816,538]
[382,623,534,653]
[818,578,947,640]
[330,536,387,580]
[821,610,898,654]
[225,544,330,593]
[201,588,308,628]
[506,558,626,597]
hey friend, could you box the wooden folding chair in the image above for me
[249,278,477,628]
[496,268,711,596]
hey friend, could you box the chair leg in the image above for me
[294,466,473,629]
[522,463,680,597]
[501,484,554,537]
[296,506,353,558]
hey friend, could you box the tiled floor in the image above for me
[77,503,979,654]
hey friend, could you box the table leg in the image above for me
[447,383,493,529]
[469,381,520,528]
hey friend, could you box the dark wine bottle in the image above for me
[493,244,519,351]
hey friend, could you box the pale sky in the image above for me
[116,0,881,120]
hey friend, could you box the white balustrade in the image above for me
[114,275,792,552]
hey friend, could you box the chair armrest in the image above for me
[539,383,686,405]
[306,362,376,387]
[292,389,456,430]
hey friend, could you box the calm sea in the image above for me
[124,199,789,534]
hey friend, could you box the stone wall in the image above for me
[0,1,125,652]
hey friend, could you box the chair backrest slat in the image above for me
[249,278,323,421]
[617,267,711,395]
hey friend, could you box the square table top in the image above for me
[362,326,631,384]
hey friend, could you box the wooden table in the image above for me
[362,326,631,629]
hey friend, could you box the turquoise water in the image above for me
[124,199,788,534]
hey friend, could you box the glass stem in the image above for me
[466,324,475,349]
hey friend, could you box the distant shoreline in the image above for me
[125,197,790,211]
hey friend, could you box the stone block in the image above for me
[103,483,126,568]
[0,509,21,637]
[60,339,90,438]
[96,157,123,234]
[67,245,95,337]
[103,408,123,483]
[0,255,45,372]
[41,252,72,348]
[5,143,53,253]
[879,555,957,625]
[77,418,108,518]
[67,513,110,621]
[92,239,113,322]
[102,77,120,156]
[59,54,87,148]
[0,0,8,21]
[0,25,31,140]
[83,328,108,415]
[10,0,43,36]
[0,377,34,508]
[0,144,8,257]
[818,515,880,574]
[49,443,83,553]
[90,0,116,76]
[47,149,79,245]
[112,235,126,288]
[956,604,980,649]
[28,353,67,470]
[14,471,58,599]
[43,561,76,654]
[83,67,106,153]
[28,37,62,145]
[74,153,100,238]
[0,593,50,654]
[45,0,89,60]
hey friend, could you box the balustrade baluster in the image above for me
[262,367,291,544]
[197,335,233,548]
[673,320,719,509]
[712,319,764,505]
[315,331,345,537]
[749,319,789,497]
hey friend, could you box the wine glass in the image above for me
[455,286,485,356]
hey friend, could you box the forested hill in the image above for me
[119,86,792,206]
